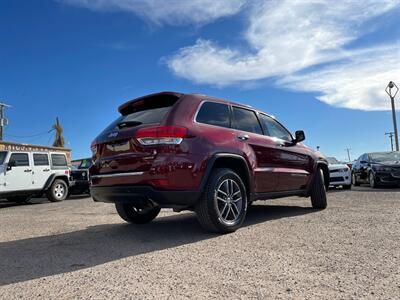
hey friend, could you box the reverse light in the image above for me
[135,126,188,146]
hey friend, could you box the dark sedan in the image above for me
[352,152,400,188]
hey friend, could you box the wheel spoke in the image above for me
[222,204,231,220]
[231,204,239,219]
[217,196,227,203]
[218,189,228,197]
[233,197,242,203]
[220,203,228,217]
[232,190,241,197]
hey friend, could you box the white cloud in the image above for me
[59,0,246,26]
[167,0,400,110]
[280,45,400,111]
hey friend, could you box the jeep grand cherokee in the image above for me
[90,92,329,233]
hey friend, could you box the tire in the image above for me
[369,172,378,189]
[310,168,327,209]
[115,201,161,224]
[46,179,68,202]
[352,173,360,186]
[6,196,30,203]
[343,184,352,190]
[195,168,247,233]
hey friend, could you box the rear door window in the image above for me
[33,153,49,166]
[232,107,263,135]
[9,153,30,167]
[196,102,230,128]
[51,154,67,167]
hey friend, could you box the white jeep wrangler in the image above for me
[0,150,70,203]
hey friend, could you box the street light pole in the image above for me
[0,102,10,141]
[385,132,394,151]
[345,147,351,162]
[386,81,399,151]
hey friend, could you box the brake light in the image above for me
[135,126,188,145]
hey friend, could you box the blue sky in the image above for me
[0,0,399,161]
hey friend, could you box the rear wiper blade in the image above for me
[117,121,142,129]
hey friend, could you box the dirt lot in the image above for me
[0,187,399,299]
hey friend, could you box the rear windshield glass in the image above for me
[104,95,179,132]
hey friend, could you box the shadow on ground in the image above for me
[0,195,90,209]
[0,204,315,286]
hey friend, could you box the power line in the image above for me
[5,129,54,139]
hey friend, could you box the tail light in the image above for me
[135,126,188,146]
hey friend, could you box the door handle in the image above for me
[43,169,50,172]
[24,169,32,173]
[237,135,249,141]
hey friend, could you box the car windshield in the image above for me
[369,152,400,163]
[78,159,92,169]
[0,151,7,164]
[327,157,340,164]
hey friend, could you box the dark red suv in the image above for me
[90,92,329,233]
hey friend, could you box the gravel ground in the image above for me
[0,187,399,299]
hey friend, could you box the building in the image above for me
[0,141,72,164]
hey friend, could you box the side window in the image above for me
[232,107,263,135]
[33,154,49,166]
[259,114,293,142]
[51,154,67,167]
[9,153,30,167]
[196,102,230,128]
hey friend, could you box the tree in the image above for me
[53,117,65,148]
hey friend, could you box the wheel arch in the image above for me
[316,161,330,190]
[199,153,253,201]
[43,174,70,191]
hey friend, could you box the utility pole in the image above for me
[385,81,399,151]
[345,148,351,162]
[0,102,10,141]
[385,132,394,151]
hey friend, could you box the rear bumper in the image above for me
[90,185,201,209]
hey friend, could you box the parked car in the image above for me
[0,151,71,203]
[69,158,92,195]
[352,152,400,188]
[326,157,351,189]
[90,92,329,233]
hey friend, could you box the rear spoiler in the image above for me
[118,92,183,116]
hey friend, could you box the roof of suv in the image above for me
[119,91,275,119]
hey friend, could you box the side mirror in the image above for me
[7,161,16,171]
[294,130,305,143]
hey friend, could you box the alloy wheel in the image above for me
[215,179,243,224]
